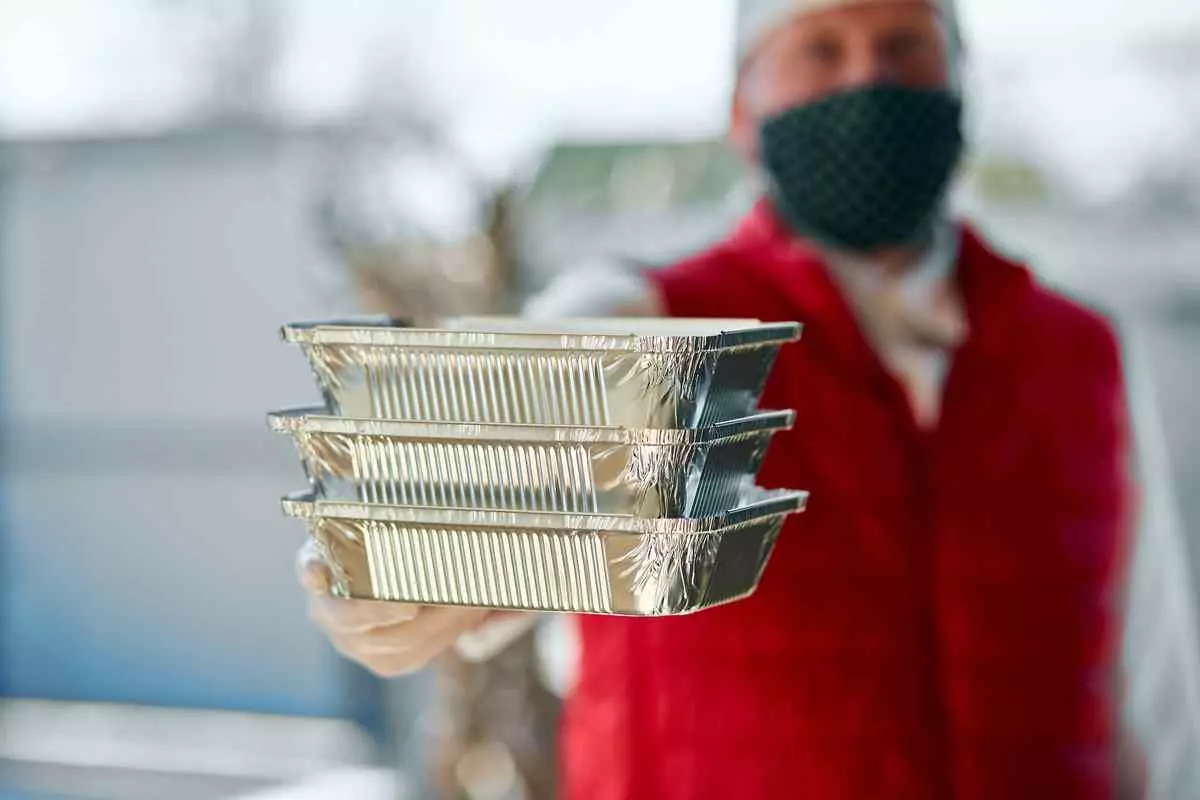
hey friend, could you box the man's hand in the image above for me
[297,540,491,678]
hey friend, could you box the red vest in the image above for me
[562,203,1135,800]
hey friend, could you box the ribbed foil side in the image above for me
[292,429,775,518]
[362,349,611,425]
[293,497,802,614]
[300,340,790,428]
[687,435,764,517]
[695,345,781,427]
[348,438,598,513]
[361,522,615,613]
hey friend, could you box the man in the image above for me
[300,1,1200,796]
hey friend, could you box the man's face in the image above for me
[731,1,952,159]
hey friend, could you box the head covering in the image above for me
[736,0,961,70]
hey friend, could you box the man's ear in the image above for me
[729,82,761,163]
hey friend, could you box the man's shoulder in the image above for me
[1023,280,1123,369]
[965,226,1122,365]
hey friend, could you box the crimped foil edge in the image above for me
[281,489,807,535]
[267,407,796,445]
[282,321,801,354]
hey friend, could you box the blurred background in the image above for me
[1,0,1197,797]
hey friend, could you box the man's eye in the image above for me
[800,39,842,66]
[881,32,935,60]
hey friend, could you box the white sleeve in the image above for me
[520,259,659,320]
[1119,326,1200,798]
[454,613,541,663]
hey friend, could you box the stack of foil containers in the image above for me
[271,317,807,616]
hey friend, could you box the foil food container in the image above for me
[268,408,794,518]
[282,489,807,616]
[282,318,801,428]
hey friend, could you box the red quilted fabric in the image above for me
[561,202,1136,800]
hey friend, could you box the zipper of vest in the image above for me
[877,363,956,799]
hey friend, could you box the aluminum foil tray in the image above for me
[269,408,794,518]
[282,318,801,428]
[281,489,807,616]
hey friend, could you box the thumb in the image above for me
[296,540,333,596]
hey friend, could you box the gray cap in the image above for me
[736,0,961,68]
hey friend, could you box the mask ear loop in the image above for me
[939,0,965,94]
[936,0,969,224]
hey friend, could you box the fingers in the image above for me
[390,605,491,650]
[295,540,493,677]
[324,605,492,678]
[296,540,332,595]
[309,595,420,635]
[379,607,492,676]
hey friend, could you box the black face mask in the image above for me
[759,84,964,253]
